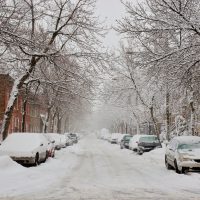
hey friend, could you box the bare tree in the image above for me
[115,0,200,137]
[0,0,105,139]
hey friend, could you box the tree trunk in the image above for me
[132,110,140,135]
[190,101,195,135]
[56,113,62,134]
[50,111,57,133]
[1,57,37,140]
[150,106,160,138]
[43,106,51,133]
[166,91,170,141]
[149,96,160,143]
[125,123,128,134]
[21,99,28,132]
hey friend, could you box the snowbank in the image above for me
[0,145,79,197]
[0,155,24,171]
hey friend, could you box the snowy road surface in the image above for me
[0,133,200,200]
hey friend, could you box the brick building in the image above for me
[0,74,46,135]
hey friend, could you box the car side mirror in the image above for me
[40,143,43,146]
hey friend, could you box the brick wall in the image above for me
[0,74,13,132]
[0,74,30,133]
[0,74,46,134]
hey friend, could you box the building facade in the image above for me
[0,74,46,136]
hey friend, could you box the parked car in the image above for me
[0,133,49,165]
[64,133,74,146]
[65,136,74,146]
[43,134,55,157]
[165,136,200,174]
[46,133,63,150]
[68,133,78,144]
[120,135,132,149]
[99,129,110,140]
[129,134,160,154]
[110,133,120,144]
[117,134,127,144]
[60,134,67,148]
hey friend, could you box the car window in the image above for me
[124,136,132,140]
[139,136,158,143]
[178,142,200,150]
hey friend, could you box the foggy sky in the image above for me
[96,0,126,48]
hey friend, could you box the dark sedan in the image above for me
[120,135,132,149]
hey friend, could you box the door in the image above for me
[167,140,177,167]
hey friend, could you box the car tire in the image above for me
[137,148,143,155]
[165,156,172,170]
[182,167,189,174]
[174,160,181,174]
[34,153,39,166]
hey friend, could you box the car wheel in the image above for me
[137,148,143,155]
[165,155,172,170]
[182,167,189,174]
[174,160,181,174]
[34,153,39,166]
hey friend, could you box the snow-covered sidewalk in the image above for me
[0,145,80,198]
[0,134,200,200]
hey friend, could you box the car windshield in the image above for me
[124,136,132,140]
[69,134,77,137]
[178,142,200,150]
[139,136,158,143]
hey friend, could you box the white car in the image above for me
[165,136,200,174]
[110,133,120,144]
[64,133,74,146]
[129,135,142,151]
[46,133,63,150]
[43,134,56,157]
[0,133,49,165]
[60,134,67,148]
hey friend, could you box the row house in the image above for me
[0,74,46,136]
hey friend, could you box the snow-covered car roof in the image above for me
[0,133,47,152]
[133,134,157,138]
[172,136,200,144]
[46,133,61,139]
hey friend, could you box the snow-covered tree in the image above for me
[0,0,106,139]
[115,0,200,137]
[174,115,188,136]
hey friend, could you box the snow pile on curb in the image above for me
[0,155,23,170]
[0,146,80,197]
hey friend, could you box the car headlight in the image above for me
[179,154,193,162]
[181,157,192,161]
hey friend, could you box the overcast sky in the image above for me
[95,0,126,49]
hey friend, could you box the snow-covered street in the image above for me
[1,133,200,200]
